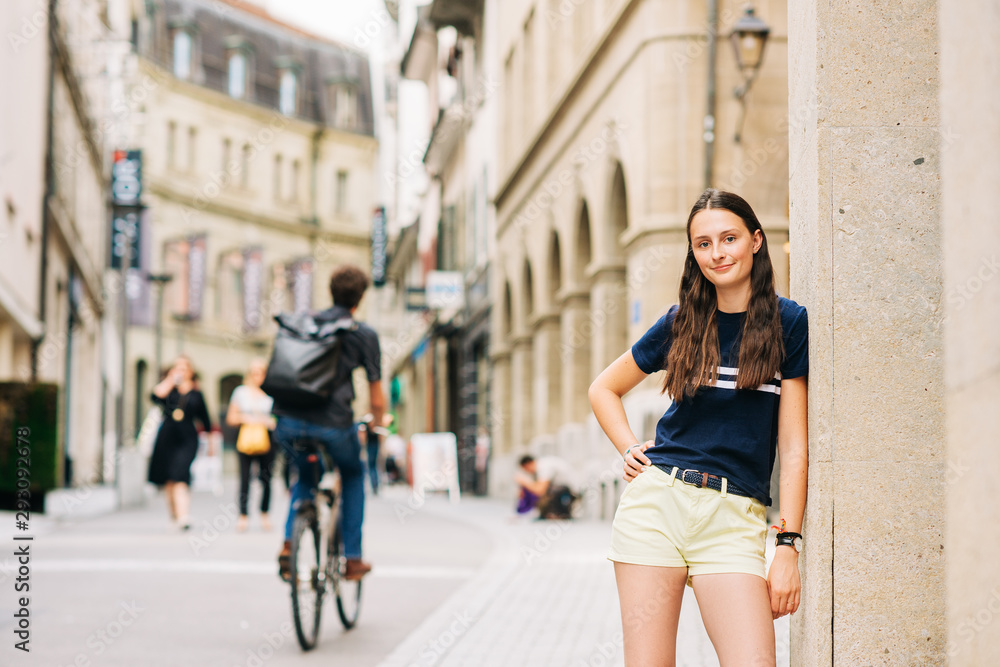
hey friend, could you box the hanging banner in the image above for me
[371,206,387,287]
[242,246,264,331]
[290,258,313,313]
[111,149,142,207]
[187,234,207,321]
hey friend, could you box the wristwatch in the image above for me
[775,532,803,553]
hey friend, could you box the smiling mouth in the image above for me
[711,263,734,271]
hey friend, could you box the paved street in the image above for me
[1,475,789,666]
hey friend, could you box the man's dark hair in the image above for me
[329,265,370,309]
[518,455,535,468]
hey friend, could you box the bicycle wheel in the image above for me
[331,514,362,629]
[289,507,325,650]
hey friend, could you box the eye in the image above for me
[697,241,710,249]
[725,235,737,243]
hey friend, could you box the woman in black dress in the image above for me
[147,355,212,529]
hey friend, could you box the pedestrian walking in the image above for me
[226,358,276,532]
[589,189,808,666]
[147,355,213,530]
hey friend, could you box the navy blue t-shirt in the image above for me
[631,297,808,505]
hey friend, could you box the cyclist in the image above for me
[273,265,385,582]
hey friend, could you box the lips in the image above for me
[711,263,734,271]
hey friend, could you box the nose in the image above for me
[711,242,727,261]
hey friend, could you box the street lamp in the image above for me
[729,5,771,142]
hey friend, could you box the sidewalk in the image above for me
[375,488,790,667]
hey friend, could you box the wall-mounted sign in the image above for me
[111,150,142,207]
[426,270,464,310]
[371,206,388,287]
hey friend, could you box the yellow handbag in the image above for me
[236,423,271,455]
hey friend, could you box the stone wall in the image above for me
[789,1,946,664]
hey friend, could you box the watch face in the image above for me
[792,537,803,553]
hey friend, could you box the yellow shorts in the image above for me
[608,464,768,582]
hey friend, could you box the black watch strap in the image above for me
[776,532,802,546]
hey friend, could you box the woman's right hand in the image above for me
[623,440,654,482]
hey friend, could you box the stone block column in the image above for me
[941,1,1000,664]
[788,1,945,664]
[559,290,592,425]
[510,335,534,451]
[531,313,562,437]
[588,266,628,382]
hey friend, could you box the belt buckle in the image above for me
[681,469,707,488]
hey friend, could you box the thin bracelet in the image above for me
[623,443,641,459]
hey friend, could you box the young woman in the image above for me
[147,355,213,530]
[226,358,277,532]
[589,189,808,666]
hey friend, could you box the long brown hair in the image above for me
[662,189,783,401]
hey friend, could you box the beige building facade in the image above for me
[1,0,132,495]
[491,0,790,502]
[124,0,378,448]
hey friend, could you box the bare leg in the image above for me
[614,562,688,666]
[691,573,775,667]
[164,482,177,520]
[173,482,191,528]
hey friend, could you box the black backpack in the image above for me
[261,311,357,409]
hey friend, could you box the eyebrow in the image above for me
[691,228,742,241]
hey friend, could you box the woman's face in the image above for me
[247,362,267,387]
[173,357,193,382]
[689,208,762,292]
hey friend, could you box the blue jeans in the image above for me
[273,417,365,559]
[366,439,380,491]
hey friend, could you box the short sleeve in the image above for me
[361,327,382,382]
[228,385,245,409]
[780,304,809,379]
[631,306,677,375]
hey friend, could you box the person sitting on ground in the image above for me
[514,455,579,519]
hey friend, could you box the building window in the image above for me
[187,126,197,172]
[273,154,283,200]
[333,85,358,130]
[167,121,177,170]
[228,51,248,99]
[173,30,192,79]
[279,69,297,116]
[240,144,251,189]
[291,160,300,202]
[221,138,231,173]
[335,170,348,214]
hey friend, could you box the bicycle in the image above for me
[287,441,362,650]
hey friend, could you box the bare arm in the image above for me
[152,374,176,399]
[768,374,808,619]
[225,399,243,427]
[515,472,550,497]
[368,380,386,441]
[588,350,654,481]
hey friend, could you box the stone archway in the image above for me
[561,201,594,424]
[591,161,630,377]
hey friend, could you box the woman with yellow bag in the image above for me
[227,359,277,532]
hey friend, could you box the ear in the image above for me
[752,230,763,254]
